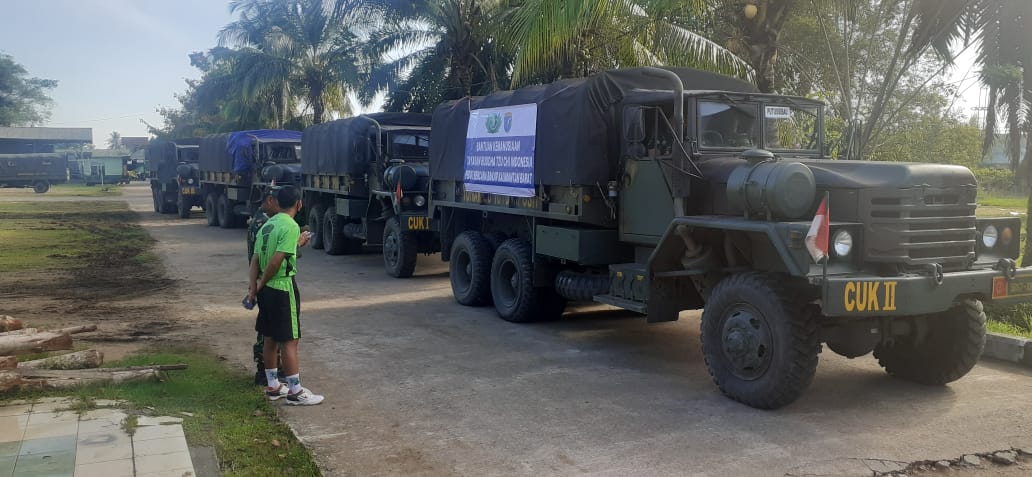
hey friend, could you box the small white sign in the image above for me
[765,106,793,119]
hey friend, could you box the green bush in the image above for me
[974,167,1019,195]
[985,302,1032,332]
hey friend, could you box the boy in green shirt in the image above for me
[247,186,323,405]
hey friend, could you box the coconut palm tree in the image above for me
[504,0,751,86]
[107,131,122,150]
[219,0,362,124]
[361,0,510,112]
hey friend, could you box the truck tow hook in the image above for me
[996,258,1018,280]
[926,263,944,287]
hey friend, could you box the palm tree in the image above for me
[361,0,510,112]
[219,0,362,124]
[504,0,751,86]
[107,131,122,150]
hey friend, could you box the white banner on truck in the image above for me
[463,104,537,197]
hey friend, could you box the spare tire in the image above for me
[555,271,611,302]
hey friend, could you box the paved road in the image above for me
[118,183,1032,477]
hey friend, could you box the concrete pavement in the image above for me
[119,183,1032,477]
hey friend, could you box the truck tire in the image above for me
[383,217,418,278]
[322,207,361,255]
[160,193,177,214]
[33,181,49,194]
[700,273,820,409]
[308,204,325,250]
[450,231,493,306]
[490,238,566,323]
[177,190,191,218]
[205,193,219,227]
[217,193,234,229]
[555,271,611,302]
[873,299,986,385]
[152,187,162,213]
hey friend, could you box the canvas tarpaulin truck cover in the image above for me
[302,113,432,176]
[0,153,68,179]
[198,130,301,175]
[429,67,756,187]
[145,140,178,182]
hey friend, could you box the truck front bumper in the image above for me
[820,264,1032,317]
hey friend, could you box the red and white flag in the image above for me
[805,195,830,263]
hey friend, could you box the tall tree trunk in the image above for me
[310,83,325,124]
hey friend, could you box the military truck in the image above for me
[146,139,200,217]
[301,113,438,277]
[198,130,302,228]
[428,67,1029,409]
[0,153,69,193]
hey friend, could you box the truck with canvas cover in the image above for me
[301,113,437,278]
[0,153,69,193]
[147,139,200,217]
[429,66,1031,409]
[198,130,302,228]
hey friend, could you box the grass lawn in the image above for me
[3,350,321,477]
[46,184,124,197]
[0,201,152,272]
[979,194,1026,210]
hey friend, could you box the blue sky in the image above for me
[0,0,236,145]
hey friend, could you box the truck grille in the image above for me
[863,187,976,269]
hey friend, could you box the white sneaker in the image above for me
[285,387,324,406]
[265,384,289,401]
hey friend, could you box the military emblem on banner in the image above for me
[504,111,513,133]
[485,113,502,134]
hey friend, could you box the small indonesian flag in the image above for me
[395,181,403,202]
[805,195,830,263]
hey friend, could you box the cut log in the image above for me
[0,370,24,391]
[0,356,16,369]
[19,369,160,390]
[0,328,37,337]
[54,325,98,335]
[0,316,23,332]
[0,325,95,338]
[18,350,103,370]
[0,332,73,356]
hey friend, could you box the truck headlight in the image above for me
[982,225,999,249]
[832,229,853,257]
[414,195,426,207]
[187,178,194,185]
[1001,226,1014,246]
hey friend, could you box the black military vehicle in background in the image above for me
[0,153,69,193]
[146,139,200,217]
[301,113,438,277]
[198,130,302,228]
[428,67,1030,409]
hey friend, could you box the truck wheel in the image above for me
[490,238,566,323]
[700,273,820,409]
[555,271,611,302]
[152,187,162,213]
[873,299,986,385]
[177,190,191,219]
[323,207,360,255]
[218,193,235,228]
[205,193,219,226]
[308,204,325,250]
[33,182,49,194]
[383,217,418,278]
[160,193,177,214]
[450,231,493,306]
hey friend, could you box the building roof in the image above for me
[0,127,92,142]
[120,137,149,150]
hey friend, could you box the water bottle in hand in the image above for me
[242,295,255,310]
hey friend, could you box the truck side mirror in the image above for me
[623,107,646,144]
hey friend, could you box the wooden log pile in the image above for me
[0,315,186,391]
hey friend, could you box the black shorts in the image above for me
[255,278,301,342]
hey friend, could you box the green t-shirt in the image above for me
[255,213,299,290]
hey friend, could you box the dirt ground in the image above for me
[6,183,1032,477]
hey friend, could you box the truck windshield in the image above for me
[763,105,819,151]
[699,101,757,148]
[264,143,299,163]
[390,133,430,160]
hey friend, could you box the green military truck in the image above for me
[146,139,200,217]
[0,153,69,193]
[301,113,438,277]
[428,67,1028,409]
[198,130,302,228]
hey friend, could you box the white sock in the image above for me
[265,368,279,388]
[286,374,301,394]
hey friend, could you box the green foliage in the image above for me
[974,168,1019,195]
[986,303,1032,339]
[0,52,57,127]
[867,110,982,168]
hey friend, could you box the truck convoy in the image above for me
[425,66,1031,409]
[0,153,69,193]
[146,139,200,217]
[197,130,302,228]
[301,113,438,277]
